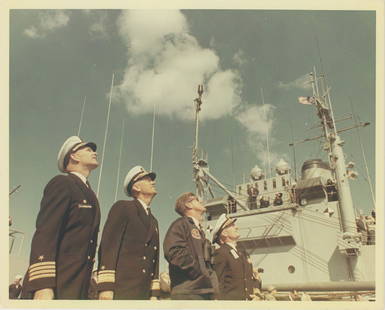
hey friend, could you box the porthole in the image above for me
[288,265,295,273]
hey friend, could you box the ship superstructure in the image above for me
[191,68,375,300]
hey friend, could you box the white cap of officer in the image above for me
[212,213,237,244]
[57,136,97,173]
[123,165,156,196]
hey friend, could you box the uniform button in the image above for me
[88,256,91,260]
[154,246,157,250]
[151,273,154,276]
[245,288,248,291]
[90,240,94,244]
[145,243,148,247]
[142,269,146,273]
[152,259,155,263]
[143,256,147,260]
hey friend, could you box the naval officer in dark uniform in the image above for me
[212,214,256,300]
[97,166,159,300]
[21,136,100,299]
[163,192,219,300]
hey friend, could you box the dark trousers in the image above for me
[171,293,213,300]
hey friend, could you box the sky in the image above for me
[8,9,377,282]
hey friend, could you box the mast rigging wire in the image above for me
[96,73,115,198]
[114,119,125,201]
[77,96,86,136]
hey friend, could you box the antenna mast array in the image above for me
[307,67,366,281]
[191,85,248,210]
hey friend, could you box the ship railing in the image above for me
[239,222,287,240]
[9,228,25,255]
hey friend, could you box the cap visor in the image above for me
[84,142,97,151]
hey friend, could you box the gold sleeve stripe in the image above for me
[29,273,55,281]
[28,265,56,273]
[29,268,56,277]
[29,261,56,270]
[98,275,115,279]
[98,270,116,275]
[151,279,160,290]
[97,274,115,283]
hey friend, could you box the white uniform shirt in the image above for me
[137,198,150,215]
[70,171,88,186]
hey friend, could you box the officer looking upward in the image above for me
[97,166,159,300]
[163,192,219,300]
[21,136,100,299]
[212,214,257,300]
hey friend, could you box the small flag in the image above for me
[298,96,316,105]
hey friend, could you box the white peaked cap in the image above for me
[57,136,97,173]
[212,213,237,244]
[123,165,156,196]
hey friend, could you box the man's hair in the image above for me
[175,192,196,216]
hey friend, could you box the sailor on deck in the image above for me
[21,136,100,299]
[212,214,256,300]
[97,166,159,300]
[9,275,23,299]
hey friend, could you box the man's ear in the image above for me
[185,201,193,210]
[69,152,80,164]
[132,182,141,194]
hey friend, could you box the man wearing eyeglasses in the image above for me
[163,192,219,300]
[97,166,159,300]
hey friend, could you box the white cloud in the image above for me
[236,104,274,136]
[23,26,40,38]
[23,11,70,39]
[114,10,241,121]
[233,49,247,66]
[83,11,108,38]
[278,73,312,90]
[235,104,286,167]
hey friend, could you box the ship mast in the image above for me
[309,68,364,281]
[191,85,248,210]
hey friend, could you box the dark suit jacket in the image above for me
[97,199,159,300]
[213,243,255,300]
[163,216,219,297]
[21,174,100,299]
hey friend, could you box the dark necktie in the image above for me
[199,224,206,239]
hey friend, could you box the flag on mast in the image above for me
[298,96,316,105]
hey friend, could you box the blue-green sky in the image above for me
[9,9,376,281]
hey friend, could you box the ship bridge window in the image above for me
[288,265,295,273]
[264,180,267,191]
[282,177,286,187]
[272,179,276,189]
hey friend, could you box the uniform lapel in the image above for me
[145,212,158,243]
[68,173,95,204]
[134,199,150,228]
[68,174,100,231]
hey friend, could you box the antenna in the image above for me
[77,96,87,136]
[150,102,157,171]
[193,84,203,197]
[289,120,297,181]
[9,185,21,196]
[96,73,115,198]
[114,120,125,202]
[349,99,375,208]
[261,88,271,178]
